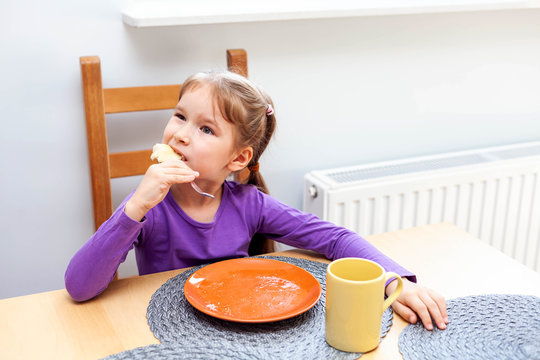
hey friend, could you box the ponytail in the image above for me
[244,110,276,255]
[234,109,276,195]
[245,164,268,193]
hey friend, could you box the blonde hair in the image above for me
[178,71,276,195]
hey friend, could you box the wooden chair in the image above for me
[80,49,274,261]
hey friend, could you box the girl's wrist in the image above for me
[124,199,148,222]
[385,277,403,296]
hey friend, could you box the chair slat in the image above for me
[109,150,154,178]
[104,85,182,113]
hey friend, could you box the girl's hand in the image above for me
[124,159,198,221]
[386,278,448,330]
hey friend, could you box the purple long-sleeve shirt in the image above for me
[65,181,415,301]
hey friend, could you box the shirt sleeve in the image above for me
[255,191,417,283]
[64,196,145,301]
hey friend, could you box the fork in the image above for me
[191,182,215,199]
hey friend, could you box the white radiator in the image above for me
[303,141,540,272]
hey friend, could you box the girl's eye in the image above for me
[175,113,186,121]
[201,126,214,135]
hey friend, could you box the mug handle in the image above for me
[382,272,403,312]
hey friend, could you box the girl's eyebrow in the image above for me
[204,116,220,130]
[176,105,220,129]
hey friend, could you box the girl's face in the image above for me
[162,84,248,183]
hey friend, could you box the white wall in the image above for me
[1,0,540,299]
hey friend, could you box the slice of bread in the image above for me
[150,144,183,163]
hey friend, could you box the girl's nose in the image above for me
[173,127,190,145]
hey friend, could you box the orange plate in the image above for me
[184,258,322,323]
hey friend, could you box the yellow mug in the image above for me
[325,257,403,353]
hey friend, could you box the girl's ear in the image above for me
[228,146,253,172]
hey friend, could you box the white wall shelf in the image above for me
[122,0,540,28]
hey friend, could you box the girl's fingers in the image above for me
[406,296,433,330]
[150,163,199,183]
[168,169,198,177]
[418,292,447,330]
[159,162,197,173]
[392,300,417,324]
[428,288,449,324]
[160,159,195,172]
[172,174,196,184]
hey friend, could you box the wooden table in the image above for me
[1,222,539,359]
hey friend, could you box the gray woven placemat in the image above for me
[101,343,271,360]
[125,255,393,360]
[398,294,540,360]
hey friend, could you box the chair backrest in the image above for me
[80,49,274,256]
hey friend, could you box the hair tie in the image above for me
[266,104,274,116]
[248,162,259,173]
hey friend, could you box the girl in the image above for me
[66,71,448,331]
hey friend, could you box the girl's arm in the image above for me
[66,159,198,301]
[254,190,448,330]
[64,198,144,302]
[255,191,414,279]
